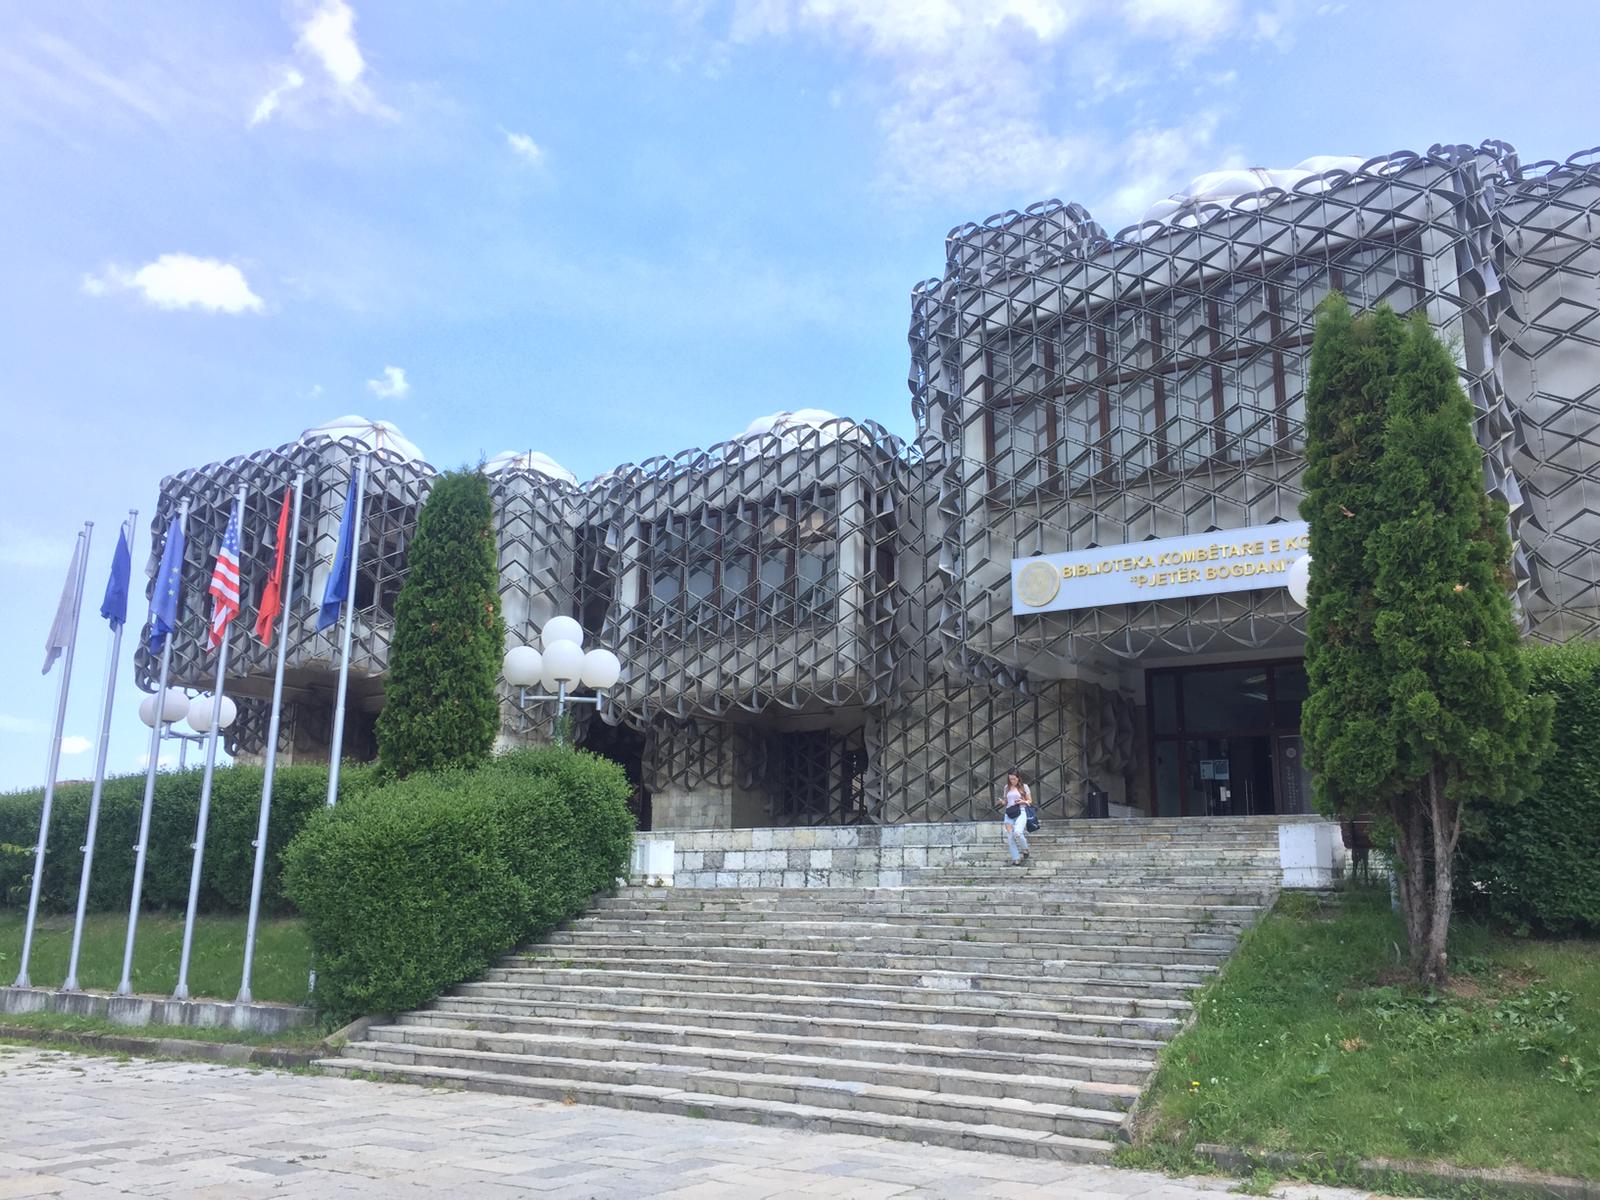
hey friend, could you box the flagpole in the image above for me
[64,510,137,991]
[174,485,247,1001]
[325,453,368,807]
[239,474,303,1003]
[119,501,189,996]
[14,522,93,989]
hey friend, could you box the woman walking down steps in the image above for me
[998,769,1032,866]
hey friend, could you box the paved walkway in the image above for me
[0,1045,1406,1199]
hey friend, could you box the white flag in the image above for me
[42,535,84,675]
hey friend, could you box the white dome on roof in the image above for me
[736,409,870,455]
[1141,156,1368,227]
[300,414,426,463]
[483,449,578,485]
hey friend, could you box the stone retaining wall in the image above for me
[635,821,993,889]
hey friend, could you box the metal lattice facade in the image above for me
[140,140,1600,828]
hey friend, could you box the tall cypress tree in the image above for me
[1366,313,1548,985]
[1300,296,1408,815]
[1302,300,1549,985]
[376,469,506,778]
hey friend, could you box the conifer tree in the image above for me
[1300,296,1408,817]
[376,469,506,778]
[1302,300,1549,985]
[1365,313,1548,985]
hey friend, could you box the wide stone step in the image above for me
[543,928,1230,966]
[426,993,1166,1059]
[448,980,1184,1039]
[567,916,1240,952]
[396,1008,1157,1085]
[571,913,1247,945]
[482,964,1195,1013]
[500,953,1204,1001]
[342,1036,1132,1139]
[351,1027,1142,1116]
[619,885,1271,907]
[600,894,1266,922]
[910,877,1276,892]
[512,942,1219,983]
[314,1056,1117,1163]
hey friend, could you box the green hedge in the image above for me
[0,763,373,916]
[1457,639,1600,935]
[282,746,633,1021]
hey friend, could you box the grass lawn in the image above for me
[0,910,311,1007]
[1130,886,1600,1180]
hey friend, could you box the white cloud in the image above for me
[300,0,366,88]
[505,130,544,165]
[367,365,409,399]
[60,736,91,756]
[250,68,304,126]
[0,715,47,736]
[703,1,1256,210]
[1123,0,1241,41]
[251,0,393,125]
[84,254,264,314]
[135,751,176,772]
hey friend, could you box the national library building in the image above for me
[139,140,1600,831]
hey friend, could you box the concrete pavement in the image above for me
[0,1045,1408,1199]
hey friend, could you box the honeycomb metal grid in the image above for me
[580,419,917,726]
[133,436,435,756]
[907,142,1600,697]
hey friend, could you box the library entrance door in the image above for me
[1148,660,1310,817]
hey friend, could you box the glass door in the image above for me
[1148,660,1307,817]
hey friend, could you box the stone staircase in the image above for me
[318,818,1284,1163]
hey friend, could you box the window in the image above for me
[641,489,839,630]
[980,231,1426,489]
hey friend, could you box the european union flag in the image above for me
[101,526,131,629]
[317,474,361,631]
[149,515,186,654]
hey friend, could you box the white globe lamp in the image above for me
[540,615,584,651]
[1287,553,1312,609]
[139,687,191,728]
[580,647,622,691]
[540,639,585,690]
[502,645,544,688]
[186,694,238,735]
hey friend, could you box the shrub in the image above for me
[0,762,372,915]
[282,746,633,1020]
[376,469,505,778]
[1457,640,1600,935]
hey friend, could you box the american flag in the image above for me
[206,503,244,651]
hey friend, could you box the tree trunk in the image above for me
[1391,796,1433,978]
[1420,765,1460,988]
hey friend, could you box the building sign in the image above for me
[1011,520,1309,615]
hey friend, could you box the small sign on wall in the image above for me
[1012,521,1309,615]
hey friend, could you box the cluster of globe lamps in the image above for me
[501,616,623,727]
[137,688,238,768]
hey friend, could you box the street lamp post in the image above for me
[502,617,623,740]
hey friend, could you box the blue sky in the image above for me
[1,0,1595,791]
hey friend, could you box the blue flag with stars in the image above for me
[101,526,131,629]
[317,475,361,631]
[149,515,186,654]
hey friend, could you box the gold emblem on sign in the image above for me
[1015,560,1061,607]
